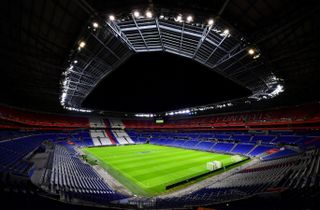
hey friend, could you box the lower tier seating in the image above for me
[155,149,320,208]
[49,145,126,202]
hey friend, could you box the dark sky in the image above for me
[82,52,251,112]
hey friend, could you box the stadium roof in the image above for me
[1,0,319,114]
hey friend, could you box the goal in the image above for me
[231,155,242,162]
[207,160,223,171]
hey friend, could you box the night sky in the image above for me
[83,52,251,112]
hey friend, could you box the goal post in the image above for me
[231,155,243,163]
[207,160,223,171]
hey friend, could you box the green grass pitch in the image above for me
[83,144,246,196]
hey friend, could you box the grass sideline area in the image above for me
[82,144,247,196]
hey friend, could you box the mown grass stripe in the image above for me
[83,144,243,196]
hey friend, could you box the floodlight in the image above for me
[223,29,229,35]
[109,15,115,21]
[175,15,182,22]
[159,15,164,19]
[92,22,99,28]
[186,15,193,22]
[146,11,153,18]
[61,92,66,99]
[208,19,214,25]
[133,11,140,18]
[248,48,255,55]
[79,41,86,48]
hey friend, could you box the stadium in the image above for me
[1,0,320,209]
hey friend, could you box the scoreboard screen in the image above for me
[155,119,165,124]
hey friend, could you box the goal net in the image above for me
[207,160,223,171]
[231,155,242,162]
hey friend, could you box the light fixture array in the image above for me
[60,8,283,116]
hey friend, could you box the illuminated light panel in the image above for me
[146,11,153,18]
[109,15,115,21]
[79,41,86,48]
[61,9,282,113]
[248,48,255,55]
[175,15,182,22]
[92,22,99,28]
[208,19,214,25]
[133,11,140,18]
[186,15,193,22]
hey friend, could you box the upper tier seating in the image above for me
[1,103,319,130]
[123,103,320,129]
[89,117,106,128]
[0,106,89,128]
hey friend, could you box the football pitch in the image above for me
[83,144,247,196]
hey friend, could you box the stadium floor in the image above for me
[83,144,246,196]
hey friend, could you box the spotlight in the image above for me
[109,15,115,21]
[73,60,78,64]
[208,19,214,25]
[146,11,153,18]
[92,22,99,28]
[248,48,255,55]
[175,15,182,22]
[79,41,86,48]
[159,15,164,19]
[133,11,140,18]
[186,15,193,22]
